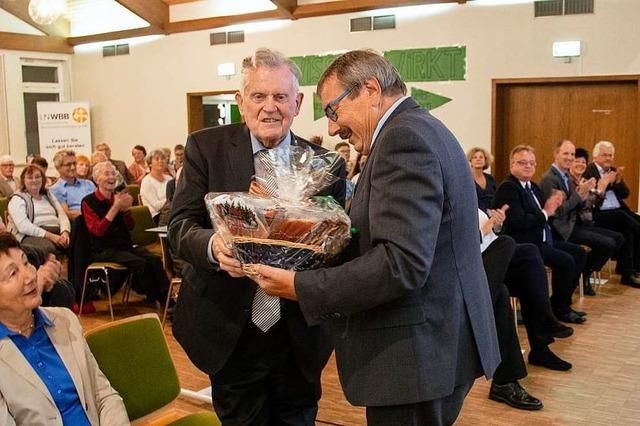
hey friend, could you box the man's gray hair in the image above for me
[510,144,535,161]
[0,155,14,165]
[53,149,76,170]
[240,48,302,93]
[146,149,168,166]
[593,140,615,158]
[317,49,407,98]
[92,161,114,182]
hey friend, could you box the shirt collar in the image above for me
[0,308,53,339]
[518,179,531,189]
[595,162,605,175]
[95,188,112,201]
[60,177,78,187]
[370,96,410,150]
[251,132,292,155]
[552,163,569,178]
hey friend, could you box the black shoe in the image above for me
[583,282,596,296]
[489,381,543,411]
[621,275,640,288]
[572,309,587,317]
[556,311,586,324]
[528,347,572,371]
[542,322,574,339]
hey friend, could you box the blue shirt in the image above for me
[0,309,91,426]
[50,178,96,211]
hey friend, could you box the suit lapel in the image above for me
[45,311,88,410]
[227,125,255,190]
[0,338,56,406]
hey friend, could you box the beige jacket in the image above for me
[0,307,129,425]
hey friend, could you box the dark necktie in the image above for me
[525,183,554,245]
[561,173,570,192]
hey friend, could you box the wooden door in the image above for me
[493,77,640,210]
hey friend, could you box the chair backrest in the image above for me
[126,184,140,206]
[129,205,157,246]
[0,197,7,225]
[84,314,181,421]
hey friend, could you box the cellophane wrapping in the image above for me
[205,145,351,271]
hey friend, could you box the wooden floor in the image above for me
[78,273,640,426]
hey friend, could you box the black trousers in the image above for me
[366,380,474,426]
[209,320,321,426]
[537,241,586,315]
[481,236,527,384]
[92,246,169,303]
[569,224,624,275]
[504,243,557,351]
[593,209,640,277]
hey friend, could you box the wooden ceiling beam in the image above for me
[67,26,165,46]
[270,0,298,20]
[0,32,72,54]
[161,0,199,5]
[293,0,462,19]
[0,0,69,37]
[165,10,286,34]
[116,0,169,27]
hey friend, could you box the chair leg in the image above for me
[162,283,173,327]
[510,297,518,336]
[579,274,584,299]
[104,268,114,321]
[78,268,91,318]
[121,273,132,305]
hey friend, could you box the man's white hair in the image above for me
[593,140,615,158]
[0,155,14,165]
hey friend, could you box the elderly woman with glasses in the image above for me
[7,165,70,260]
[0,232,128,425]
[140,149,173,225]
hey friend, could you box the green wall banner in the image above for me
[411,87,452,111]
[384,47,466,82]
[290,54,340,87]
[313,92,324,121]
[291,46,465,86]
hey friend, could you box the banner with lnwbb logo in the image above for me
[36,101,92,166]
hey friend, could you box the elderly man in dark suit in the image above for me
[540,139,623,295]
[582,140,640,287]
[245,50,500,426]
[494,145,587,327]
[168,48,345,425]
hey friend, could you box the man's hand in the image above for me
[211,233,244,277]
[247,264,297,301]
[37,254,61,293]
[543,190,564,217]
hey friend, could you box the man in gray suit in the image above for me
[243,50,500,425]
[540,140,624,294]
[0,155,16,197]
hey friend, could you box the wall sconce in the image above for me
[553,41,581,63]
[217,63,236,79]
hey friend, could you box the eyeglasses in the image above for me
[62,161,76,168]
[324,86,354,122]
[514,160,537,167]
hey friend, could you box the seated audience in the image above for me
[30,156,57,187]
[309,135,324,147]
[0,155,17,197]
[478,206,542,410]
[50,149,96,220]
[480,206,573,372]
[173,144,185,172]
[162,148,175,178]
[76,154,92,180]
[7,165,70,260]
[140,149,173,224]
[494,145,587,324]
[468,147,497,213]
[0,232,128,425]
[95,142,135,184]
[128,144,148,185]
[82,161,170,307]
[582,140,640,287]
[350,153,368,185]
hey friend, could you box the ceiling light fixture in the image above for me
[28,0,67,25]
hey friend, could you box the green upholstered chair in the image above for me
[85,314,221,425]
[128,205,163,257]
[126,184,141,206]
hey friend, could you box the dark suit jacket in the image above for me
[539,166,583,240]
[111,159,135,185]
[493,175,547,245]
[295,98,500,406]
[582,163,631,212]
[168,123,345,382]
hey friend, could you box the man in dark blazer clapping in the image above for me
[168,48,345,425]
[247,50,500,426]
[493,145,587,326]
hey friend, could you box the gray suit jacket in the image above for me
[539,166,583,241]
[0,307,128,426]
[295,98,500,406]
[0,178,14,198]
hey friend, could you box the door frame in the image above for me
[186,90,238,133]
[491,74,640,183]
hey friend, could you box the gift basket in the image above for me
[205,145,351,271]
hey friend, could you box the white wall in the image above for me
[69,0,640,162]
